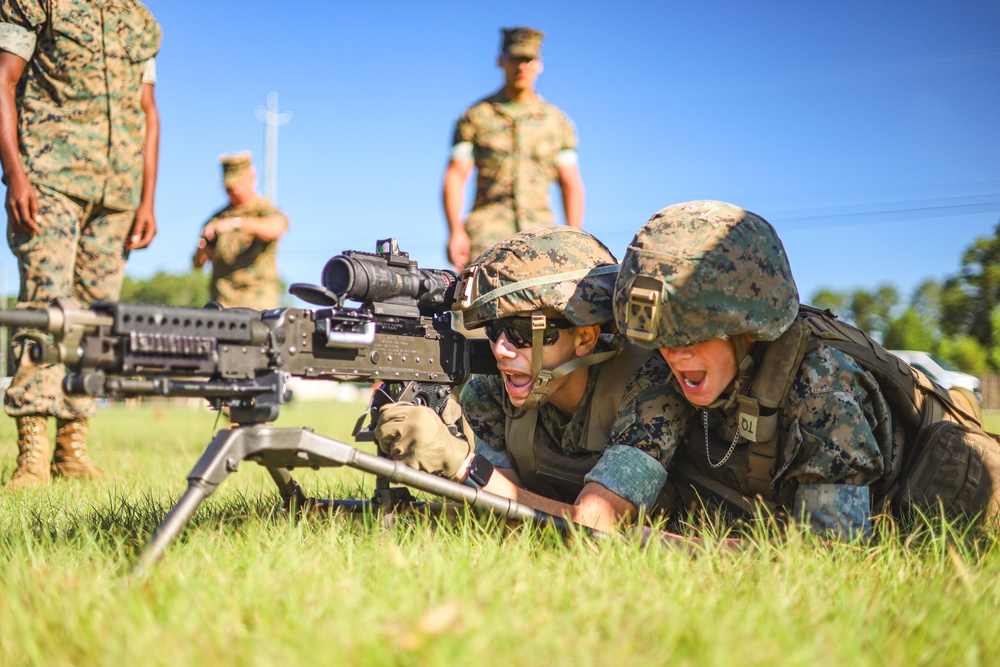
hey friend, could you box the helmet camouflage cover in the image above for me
[456,227,619,329]
[614,200,799,349]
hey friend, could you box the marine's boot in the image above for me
[6,415,51,489]
[52,417,104,479]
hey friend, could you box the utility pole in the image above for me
[254,92,292,203]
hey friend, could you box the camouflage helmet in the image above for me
[614,200,799,349]
[455,227,619,329]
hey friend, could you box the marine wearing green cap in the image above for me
[192,152,290,310]
[442,25,585,275]
[376,227,674,533]
[612,200,1000,540]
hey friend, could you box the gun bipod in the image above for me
[133,425,576,576]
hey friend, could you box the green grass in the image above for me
[1,402,1000,666]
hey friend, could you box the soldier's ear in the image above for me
[573,325,600,357]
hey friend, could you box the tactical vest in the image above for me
[503,344,653,502]
[669,305,1000,523]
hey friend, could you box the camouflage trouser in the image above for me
[5,185,134,419]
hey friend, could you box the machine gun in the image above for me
[0,239,577,573]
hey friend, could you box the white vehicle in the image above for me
[889,350,983,404]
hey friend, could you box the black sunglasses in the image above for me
[484,316,575,349]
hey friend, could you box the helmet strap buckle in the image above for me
[625,276,663,343]
[455,265,481,310]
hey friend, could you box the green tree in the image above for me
[954,221,1000,347]
[809,288,849,316]
[120,270,210,307]
[938,334,990,374]
[883,306,937,352]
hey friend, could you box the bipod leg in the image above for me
[267,466,310,514]
[371,474,418,531]
[133,427,254,576]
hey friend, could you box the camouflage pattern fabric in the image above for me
[461,353,672,509]
[453,92,577,259]
[651,342,899,537]
[614,200,799,349]
[501,27,544,58]
[5,186,135,418]
[0,0,161,211]
[458,227,617,329]
[203,196,288,309]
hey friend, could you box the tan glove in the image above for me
[374,402,471,478]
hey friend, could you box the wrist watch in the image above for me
[464,453,495,488]
[232,217,242,230]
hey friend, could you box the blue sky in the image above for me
[3,0,998,306]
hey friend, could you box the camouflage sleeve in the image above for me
[793,483,871,540]
[776,346,893,490]
[246,199,290,228]
[459,375,512,467]
[452,110,476,147]
[584,356,689,508]
[558,109,578,151]
[0,0,44,61]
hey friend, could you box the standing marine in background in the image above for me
[0,0,162,488]
[192,152,289,310]
[443,27,585,273]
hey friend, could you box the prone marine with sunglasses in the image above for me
[375,227,674,532]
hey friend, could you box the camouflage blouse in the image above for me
[651,343,900,538]
[461,354,672,509]
[452,91,577,255]
[202,196,288,310]
[0,0,161,210]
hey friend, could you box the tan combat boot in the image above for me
[6,415,51,489]
[52,417,105,479]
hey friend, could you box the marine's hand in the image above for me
[126,202,157,250]
[4,173,39,235]
[375,402,471,478]
[447,228,471,273]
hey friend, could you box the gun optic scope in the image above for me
[322,240,457,311]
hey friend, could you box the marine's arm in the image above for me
[201,214,288,243]
[128,81,159,250]
[442,156,474,271]
[780,347,892,540]
[556,161,584,228]
[0,51,35,234]
[456,459,636,533]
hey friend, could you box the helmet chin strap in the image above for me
[513,311,621,414]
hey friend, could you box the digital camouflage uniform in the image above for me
[631,342,900,537]
[0,0,161,418]
[201,196,288,309]
[452,92,578,261]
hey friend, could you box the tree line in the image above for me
[811,219,1000,373]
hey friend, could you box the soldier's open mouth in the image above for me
[680,371,706,390]
[503,371,534,397]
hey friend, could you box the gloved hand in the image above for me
[374,402,471,478]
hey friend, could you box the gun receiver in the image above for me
[0,238,578,572]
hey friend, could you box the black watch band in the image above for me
[464,453,495,488]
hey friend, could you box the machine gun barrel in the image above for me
[0,308,51,330]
